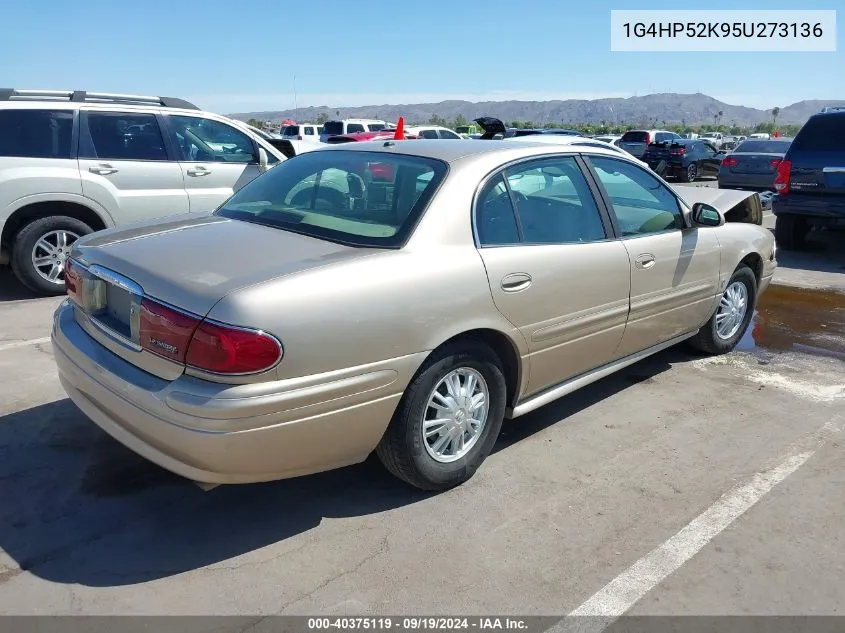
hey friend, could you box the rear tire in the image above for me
[689,265,757,355]
[774,214,809,251]
[11,216,92,296]
[376,341,507,491]
[681,162,698,183]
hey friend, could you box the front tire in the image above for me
[689,265,757,355]
[376,341,507,491]
[774,214,809,251]
[11,216,92,296]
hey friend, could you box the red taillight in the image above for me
[770,159,782,168]
[644,133,651,145]
[774,159,792,194]
[670,148,686,155]
[186,321,282,375]
[297,135,303,140]
[139,299,200,364]
[65,259,81,302]
[138,298,283,374]
[722,156,737,167]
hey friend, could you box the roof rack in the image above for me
[820,105,845,113]
[0,89,199,110]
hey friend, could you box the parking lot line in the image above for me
[0,337,51,352]
[549,417,843,633]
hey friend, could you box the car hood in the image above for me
[672,187,765,225]
[71,214,379,316]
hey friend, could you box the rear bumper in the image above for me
[717,173,776,191]
[772,193,845,220]
[52,300,418,484]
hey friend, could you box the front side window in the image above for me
[420,129,439,139]
[439,129,461,139]
[346,123,365,133]
[216,150,446,248]
[589,157,684,237]
[82,112,168,161]
[0,109,74,159]
[702,143,717,156]
[167,116,257,163]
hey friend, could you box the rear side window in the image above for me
[347,123,365,133]
[282,125,300,135]
[82,112,168,161]
[420,129,439,139]
[439,129,461,139]
[621,131,648,143]
[0,109,74,159]
[791,115,845,152]
[367,123,386,131]
[303,126,314,135]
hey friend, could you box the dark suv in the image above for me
[772,110,845,250]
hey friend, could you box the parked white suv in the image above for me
[0,89,287,295]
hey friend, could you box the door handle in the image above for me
[635,254,656,269]
[501,273,532,292]
[89,164,118,175]
[187,167,211,176]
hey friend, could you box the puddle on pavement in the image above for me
[738,285,845,361]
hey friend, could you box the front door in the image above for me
[474,155,632,397]
[78,110,189,225]
[587,156,721,357]
[163,114,265,213]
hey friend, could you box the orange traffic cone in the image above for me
[394,116,405,140]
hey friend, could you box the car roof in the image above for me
[316,138,642,164]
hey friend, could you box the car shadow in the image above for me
[0,269,40,301]
[772,227,845,277]
[0,346,693,588]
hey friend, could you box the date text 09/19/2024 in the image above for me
[307,618,529,630]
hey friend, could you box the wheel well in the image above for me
[1,202,107,250]
[739,253,763,285]
[437,329,522,408]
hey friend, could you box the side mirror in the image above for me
[692,203,723,227]
[258,147,269,173]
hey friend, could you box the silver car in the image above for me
[52,140,776,490]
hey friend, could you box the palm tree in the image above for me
[772,107,780,126]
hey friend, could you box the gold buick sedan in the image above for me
[52,139,776,490]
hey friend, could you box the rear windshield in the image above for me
[620,131,648,143]
[0,109,74,158]
[791,115,845,152]
[282,125,300,135]
[735,140,792,153]
[216,150,447,248]
[322,121,344,135]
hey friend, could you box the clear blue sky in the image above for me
[3,0,841,113]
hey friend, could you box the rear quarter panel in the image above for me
[205,248,526,383]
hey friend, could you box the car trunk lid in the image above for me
[67,214,378,378]
[728,152,784,175]
[787,150,845,196]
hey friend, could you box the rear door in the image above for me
[786,114,845,199]
[586,155,721,356]
[78,110,189,226]
[474,155,631,396]
[163,114,264,213]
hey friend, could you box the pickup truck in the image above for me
[700,132,725,149]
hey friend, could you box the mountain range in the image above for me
[229,93,844,127]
